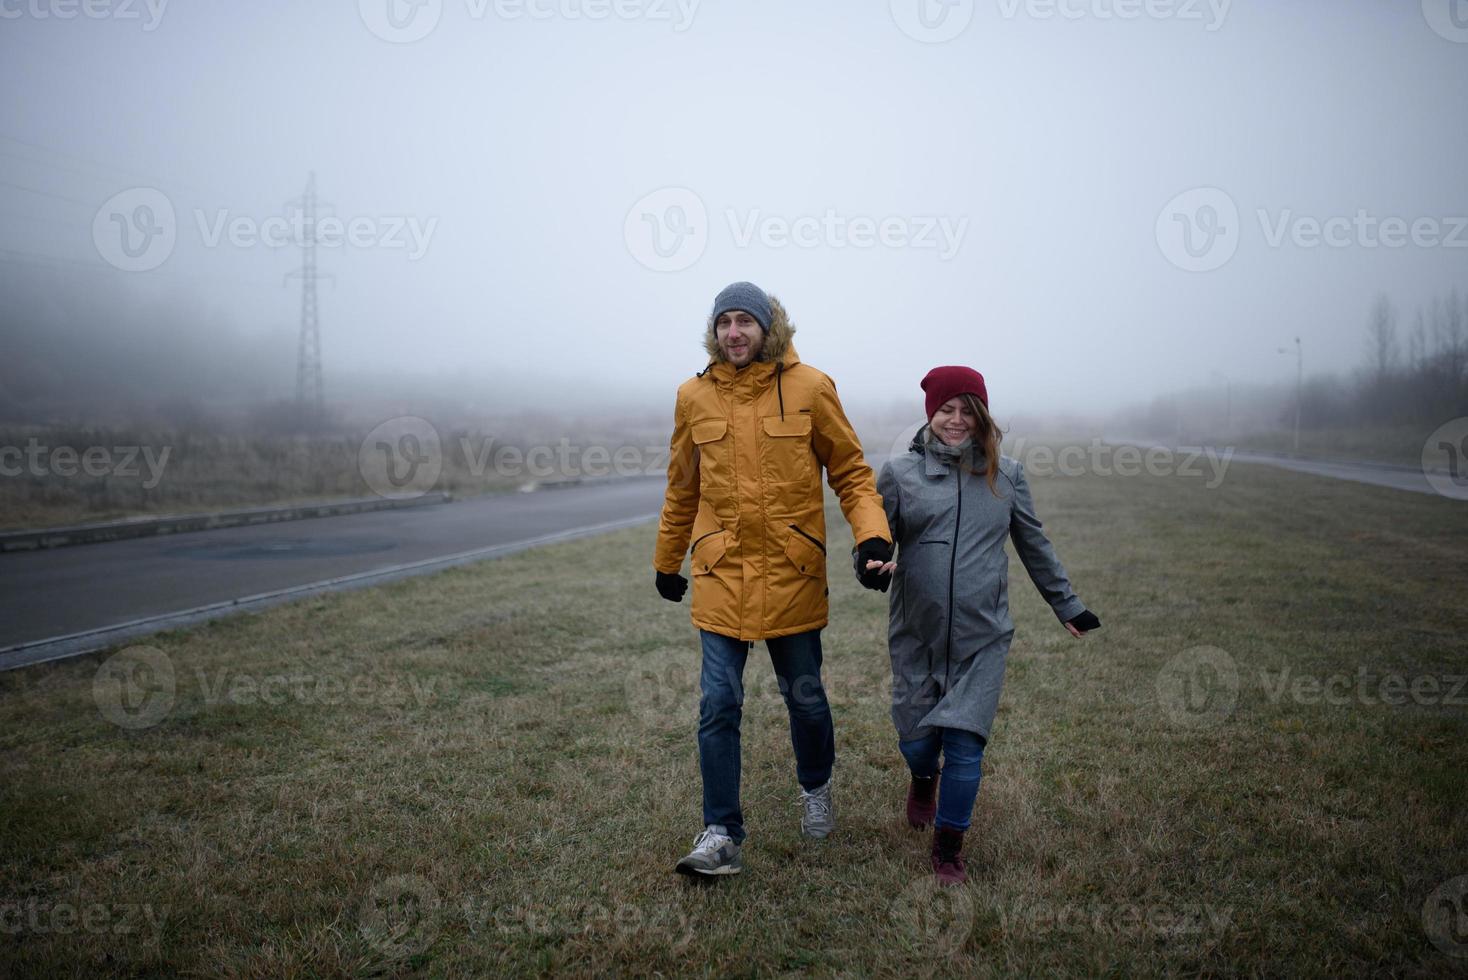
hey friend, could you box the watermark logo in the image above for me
[1156,187,1239,273]
[0,0,168,30]
[1157,646,1239,729]
[359,0,444,42]
[622,652,700,730]
[890,0,974,43]
[624,187,707,273]
[1422,417,1468,501]
[92,187,176,272]
[1423,0,1468,43]
[93,645,176,730]
[1159,188,1468,272]
[890,877,973,956]
[625,189,969,271]
[996,0,1229,30]
[726,208,967,260]
[0,898,164,937]
[0,438,171,488]
[359,416,444,499]
[94,187,437,270]
[1424,875,1468,957]
[360,874,441,958]
[360,0,699,41]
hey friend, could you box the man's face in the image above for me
[715,310,765,368]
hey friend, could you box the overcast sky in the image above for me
[3,0,1467,419]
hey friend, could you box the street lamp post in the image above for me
[1277,338,1302,453]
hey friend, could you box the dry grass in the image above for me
[1,459,1466,977]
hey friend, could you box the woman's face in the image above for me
[930,397,979,446]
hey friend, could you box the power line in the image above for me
[0,131,227,199]
[0,176,98,209]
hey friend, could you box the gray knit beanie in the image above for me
[711,281,772,335]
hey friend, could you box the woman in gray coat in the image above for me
[864,365,1100,885]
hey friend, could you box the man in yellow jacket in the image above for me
[654,281,893,877]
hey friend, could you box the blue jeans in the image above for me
[698,629,835,844]
[898,728,986,832]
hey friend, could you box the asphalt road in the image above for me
[1102,438,1466,500]
[0,477,667,667]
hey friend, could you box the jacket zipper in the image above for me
[944,463,962,693]
[691,528,722,550]
[788,524,825,553]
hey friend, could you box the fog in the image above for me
[3,0,1467,427]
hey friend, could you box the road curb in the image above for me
[0,512,659,672]
[0,492,454,553]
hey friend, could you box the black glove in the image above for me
[854,538,893,593]
[655,571,688,602]
[1067,610,1101,632]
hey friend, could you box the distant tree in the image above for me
[1363,294,1398,386]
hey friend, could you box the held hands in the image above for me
[853,538,894,592]
[1064,609,1102,638]
[655,570,688,602]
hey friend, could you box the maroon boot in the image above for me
[931,827,967,885]
[905,773,938,829]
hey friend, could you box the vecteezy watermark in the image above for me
[0,0,168,30]
[1157,187,1468,272]
[727,208,968,261]
[191,667,447,711]
[464,893,693,949]
[995,0,1230,30]
[360,874,441,959]
[881,424,1234,504]
[1422,0,1468,43]
[358,0,700,43]
[1424,875,1468,957]
[193,209,436,259]
[997,900,1233,939]
[92,187,176,272]
[624,187,708,273]
[1422,417,1468,501]
[93,646,450,730]
[890,0,974,43]
[1156,646,1240,729]
[93,646,176,730]
[0,898,165,937]
[1259,667,1467,708]
[92,187,437,271]
[625,187,969,271]
[890,0,1228,43]
[359,416,445,500]
[623,654,893,730]
[890,877,974,956]
[0,438,171,489]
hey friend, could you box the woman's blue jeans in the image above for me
[698,629,835,845]
[898,727,986,832]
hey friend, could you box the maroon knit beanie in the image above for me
[921,365,989,421]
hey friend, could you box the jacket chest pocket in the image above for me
[760,414,812,486]
[692,418,731,491]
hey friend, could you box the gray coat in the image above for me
[877,430,1087,743]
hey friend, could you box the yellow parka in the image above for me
[653,296,892,640]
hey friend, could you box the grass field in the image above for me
[2,459,1466,977]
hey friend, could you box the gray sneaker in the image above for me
[799,779,835,839]
[675,827,743,877]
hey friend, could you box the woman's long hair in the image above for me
[922,392,1002,495]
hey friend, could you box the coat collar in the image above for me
[912,425,981,477]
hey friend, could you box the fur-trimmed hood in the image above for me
[702,294,799,367]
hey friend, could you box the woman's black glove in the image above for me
[1067,610,1101,632]
[655,571,688,602]
[853,538,893,592]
